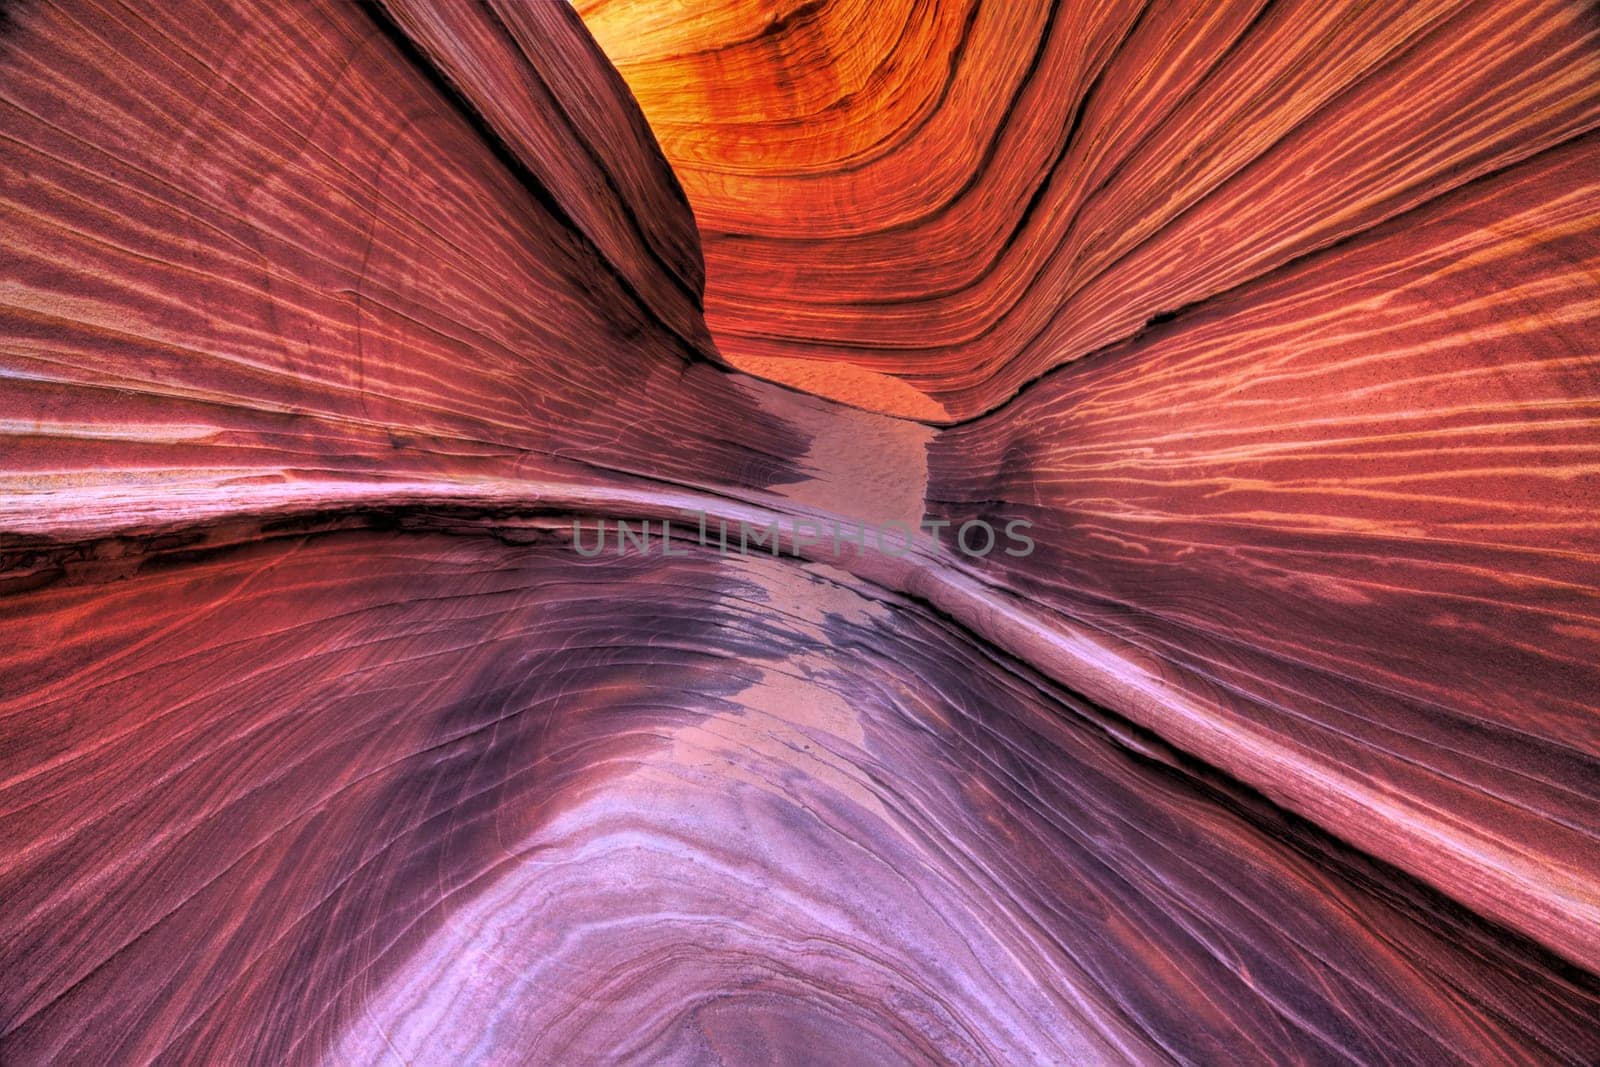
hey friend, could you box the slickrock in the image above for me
[2,0,1597,1063]
[579,0,1600,420]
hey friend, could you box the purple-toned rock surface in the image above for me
[2,1,1597,1062]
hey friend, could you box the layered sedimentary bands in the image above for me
[1,0,1597,1063]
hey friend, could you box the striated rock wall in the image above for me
[2,0,1597,1063]
[580,0,1600,420]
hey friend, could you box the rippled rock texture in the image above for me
[2,1,1598,1063]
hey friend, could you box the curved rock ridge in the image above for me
[578,0,1600,420]
[0,0,807,523]
[927,132,1600,966]
[8,529,1600,1064]
[2,1,1599,1065]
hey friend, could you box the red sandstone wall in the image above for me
[2,1,1597,1063]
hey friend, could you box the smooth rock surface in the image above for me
[2,1,1597,1064]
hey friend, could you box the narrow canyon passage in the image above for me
[2,1,1597,1064]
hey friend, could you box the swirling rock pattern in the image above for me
[2,1,1597,1064]
[579,0,1600,420]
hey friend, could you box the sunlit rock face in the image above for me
[579,0,1600,420]
[2,1,1598,1065]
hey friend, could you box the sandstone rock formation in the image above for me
[2,1,1597,1063]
